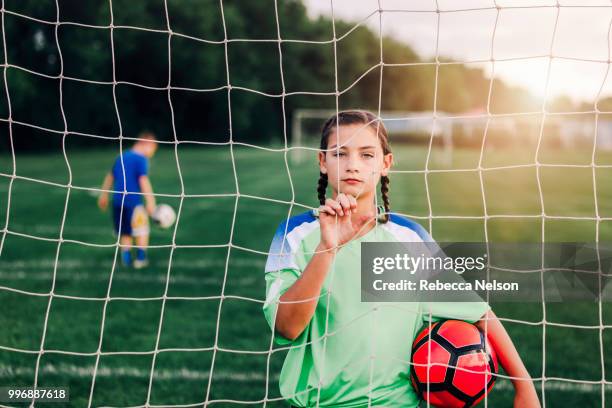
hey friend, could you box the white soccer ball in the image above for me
[153,204,176,229]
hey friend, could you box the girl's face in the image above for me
[318,123,393,200]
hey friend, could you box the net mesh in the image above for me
[0,1,610,407]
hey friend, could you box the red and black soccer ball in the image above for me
[410,320,498,408]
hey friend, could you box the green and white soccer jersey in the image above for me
[263,210,490,408]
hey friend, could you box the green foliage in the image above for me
[0,0,538,151]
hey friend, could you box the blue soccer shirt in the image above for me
[111,150,149,208]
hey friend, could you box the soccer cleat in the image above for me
[133,258,149,269]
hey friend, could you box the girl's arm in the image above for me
[275,243,336,341]
[475,310,541,408]
[275,194,361,341]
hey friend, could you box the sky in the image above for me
[303,0,612,104]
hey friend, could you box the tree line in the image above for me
[0,0,591,151]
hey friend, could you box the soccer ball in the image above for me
[410,320,498,408]
[152,204,176,229]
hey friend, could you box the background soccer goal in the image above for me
[1,0,611,407]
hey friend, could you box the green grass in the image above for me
[0,144,612,407]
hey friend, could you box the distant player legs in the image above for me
[131,205,150,269]
[120,234,133,266]
[133,233,149,269]
[114,204,149,268]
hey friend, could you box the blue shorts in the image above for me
[112,204,149,237]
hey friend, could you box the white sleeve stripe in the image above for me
[382,221,425,243]
[264,277,284,307]
[264,218,319,273]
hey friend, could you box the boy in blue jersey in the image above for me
[98,132,158,268]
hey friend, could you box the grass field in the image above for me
[1,141,612,407]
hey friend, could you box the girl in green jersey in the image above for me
[264,110,539,407]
